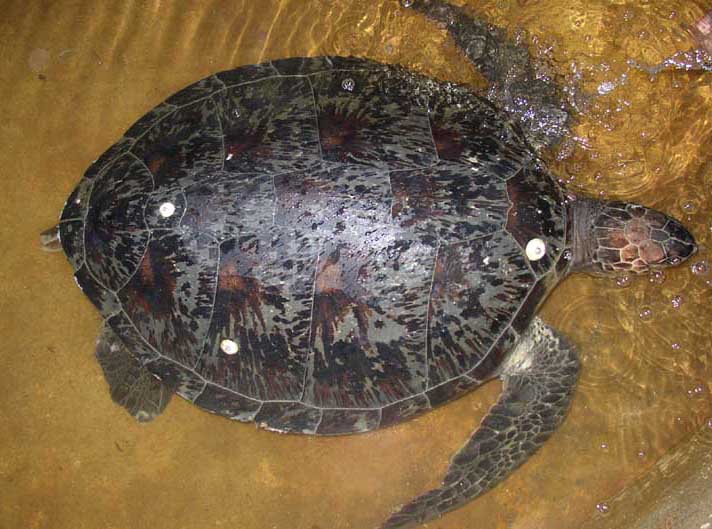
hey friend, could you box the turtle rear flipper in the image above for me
[95,323,174,422]
[381,318,580,528]
[402,0,570,151]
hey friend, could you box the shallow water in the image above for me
[1,1,710,528]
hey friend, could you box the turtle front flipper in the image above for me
[380,318,579,528]
[401,0,570,151]
[95,323,175,422]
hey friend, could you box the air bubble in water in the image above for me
[671,342,681,350]
[692,261,709,275]
[649,270,665,285]
[681,200,697,214]
[616,275,632,288]
[596,502,610,514]
[639,306,653,321]
[597,81,616,95]
[670,295,683,309]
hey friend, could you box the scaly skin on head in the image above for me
[570,198,697,275]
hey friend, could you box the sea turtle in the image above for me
[42,0,698,527]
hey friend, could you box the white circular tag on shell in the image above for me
[220,339,239,355]
[159,201,176,218]
[341,78,355,92]
[525,238,547,261]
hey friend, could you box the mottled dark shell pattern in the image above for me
[59,56,570,435]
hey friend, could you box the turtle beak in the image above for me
[659,217,697,266]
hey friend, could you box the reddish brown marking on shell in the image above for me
[505,177,529,244]
[429,254,448,299]
[145,146,182,171]
[142,146,189,186]
[217,260,268,332]
[139,251,156,285]
[318,110,372,161]
[312,290,372,349]
[311,250,372,351]
[430,251,466,302]
[225,127,272,161]
[390,171,439,227]
[130,251,176,317]
[315,251,344,292]
[147,154,167,175]
[430,125,464,160]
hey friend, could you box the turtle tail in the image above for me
[40,225,62,252]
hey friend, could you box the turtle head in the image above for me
[571,198,697,275]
